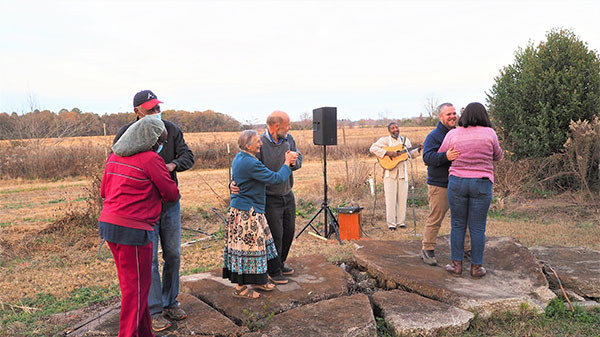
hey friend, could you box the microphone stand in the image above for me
[404,135,421,237]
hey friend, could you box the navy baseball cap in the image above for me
[133,90,163,109]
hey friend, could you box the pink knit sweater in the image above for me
[438,126,503,183]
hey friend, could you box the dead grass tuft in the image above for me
[331,154,373,201]
[0,127,430,180]
[0,142,105,180]
[188,137,236,170]
[44,168,103,233]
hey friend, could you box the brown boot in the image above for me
[471,264,486,278]
[444,260,462,277]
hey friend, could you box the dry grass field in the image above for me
[7,126,432,148]
[1,126,599,335]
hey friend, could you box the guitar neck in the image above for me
[397,145,420,153]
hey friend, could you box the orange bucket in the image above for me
[336,206,363,240]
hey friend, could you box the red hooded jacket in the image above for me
[99,151,179,231]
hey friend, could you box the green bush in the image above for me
[545,297,600,325]
[487,28,600,159]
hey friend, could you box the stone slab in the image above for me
[530,245,600,299]
[70,294,239,337]
[80,306,119,337]
[373,289,474,337]
[352,236,555,317]
[572,301,600,311]
[245,293,376,337]
[62,303,120,337]
[181,254,354,323]
[159,293,241,336]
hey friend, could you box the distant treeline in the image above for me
[0,108,243,140]
[0,108,437,140]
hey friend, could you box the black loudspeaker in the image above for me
[313,107,337,145]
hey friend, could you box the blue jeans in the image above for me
[447,175,492,265]
[148,201,181,316]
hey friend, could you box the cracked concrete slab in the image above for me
[530,245,600,299]
[352,236,555,317]
[373,289,473,337]
[245,293,376,337]
[181,254,353,323]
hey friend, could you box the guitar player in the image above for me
[369,122,421,230]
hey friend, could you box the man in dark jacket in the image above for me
[420,103,464,266]
[113,90,195,332]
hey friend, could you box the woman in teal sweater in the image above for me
[223,130,298,299]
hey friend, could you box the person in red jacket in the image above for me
[99,116,179,337]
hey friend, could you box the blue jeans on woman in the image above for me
[447,175,492,265]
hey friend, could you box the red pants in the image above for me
[108,242,155,337]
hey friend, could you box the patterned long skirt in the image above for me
[222,207,278,285]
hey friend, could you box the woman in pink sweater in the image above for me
[438,102,503,278]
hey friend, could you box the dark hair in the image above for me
[387,121,398,130]
[458,102,492,128]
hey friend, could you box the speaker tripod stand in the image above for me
[296,145,343,245]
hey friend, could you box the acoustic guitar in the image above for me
[377,144,421,170]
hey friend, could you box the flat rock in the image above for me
[70,294,239,337]
[373,289,474,337]
[245,293,376,337]
[79,306,120,337]
[62,305,121,337]
[352,236,555,317]
[181,254,353,323]
[530,245,600,299]
[158,293,241,336]
[572,300,600,311]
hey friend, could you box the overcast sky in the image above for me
[1,0,599,123]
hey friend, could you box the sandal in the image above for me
[233,285,260,299]
[253,282,276,291]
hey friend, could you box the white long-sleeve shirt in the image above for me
[370,135,419,179]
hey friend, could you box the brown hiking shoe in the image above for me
[421,250,437,266]
[164,306,187,321]
[151,314,172,332]
[444,260,463,277]
[471,264,487,278]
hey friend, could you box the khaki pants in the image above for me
[383,177,408,226]
[422,184,470,251]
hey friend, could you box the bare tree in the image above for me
[6,91,100,145]
[291,111,312,130]
[424,96,440,119]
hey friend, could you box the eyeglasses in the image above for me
[147,105,161,113]
[157,138,168,146]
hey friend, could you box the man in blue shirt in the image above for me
[420,103,466,266]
